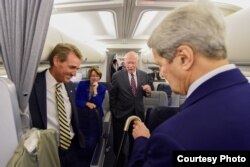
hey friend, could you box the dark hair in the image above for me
[48,43,83,66]
[112,59,118,64]
[87,67,102,79]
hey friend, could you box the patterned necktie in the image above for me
[56,83,71,150]
[131,73,137,96]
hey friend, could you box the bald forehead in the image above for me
[124,52,138,61]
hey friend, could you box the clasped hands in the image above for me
[86,102,96,109]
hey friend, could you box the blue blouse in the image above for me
[76,80,107,117]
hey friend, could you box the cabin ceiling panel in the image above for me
[51,0,249,55]
[50,11,117,41]
[53,0,123,13]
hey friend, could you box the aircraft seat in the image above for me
[90,111,112,167]
[102,90,109,115]
[145,106,179,132]
[170,93,186,107]
[143,91,168,121]
[90,90,112,166]
[0,77,23,167]
[99,82,112,91]
[157,83,172,97]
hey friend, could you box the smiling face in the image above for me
[89,70,101,85]
[51,52,81,83]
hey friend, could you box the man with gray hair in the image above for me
[110,51,153,166]
[129,0,250,166]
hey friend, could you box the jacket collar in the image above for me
[181,68,247,110]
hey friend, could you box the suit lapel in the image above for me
[35,72,47,127]
[123,70,133,95]
[64,83,78,133]
[136,70,141,94]
[181,68,247,110]
[64,83,74,106]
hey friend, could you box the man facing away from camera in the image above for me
[129,0,250,167]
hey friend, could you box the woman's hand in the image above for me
[92,82,99,95]
[86,102,96,109]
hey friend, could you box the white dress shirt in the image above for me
[128,72,137,88]
[46,70,74,140]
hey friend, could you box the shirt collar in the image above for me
[187,64,236,98]
[128,71,136,77]
[46,69,58,89]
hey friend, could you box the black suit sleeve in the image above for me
[147,73,154,91]
[109,72,118,114]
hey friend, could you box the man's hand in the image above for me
[132,120,150,139]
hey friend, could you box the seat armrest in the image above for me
[90,111,112,167]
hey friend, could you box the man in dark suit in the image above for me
[29,43,88,167]
[111,59,118,78]
[109,51,152,166]
[129,1,250,167]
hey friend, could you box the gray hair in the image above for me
[148,0,227,60]
[124,51,139,61]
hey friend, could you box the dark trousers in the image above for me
[78,108,102,163]
[112,116,134,167]
[58,136,89,167]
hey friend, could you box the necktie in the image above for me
[131,73,136,96]
[56,83,71,150]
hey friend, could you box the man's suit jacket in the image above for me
[129,68,250,167]
[29,70,85,148]
[111,64,117,78]
[109,69,153,120]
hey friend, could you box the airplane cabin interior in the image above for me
[1,0,250,166]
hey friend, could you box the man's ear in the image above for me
[53,55,60,67]
[176,45,195,71]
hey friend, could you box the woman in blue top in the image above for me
[76,67,106,163]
